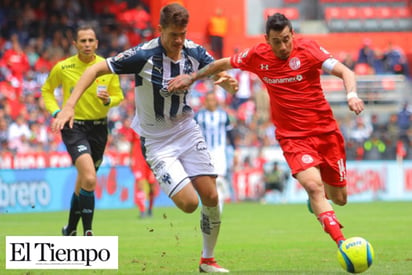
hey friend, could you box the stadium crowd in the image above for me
[0,0,411,165]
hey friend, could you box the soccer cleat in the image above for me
[199,257,229,273]
[139,211,146,219]
[338,239,346,248]
[62,225,76,236]
[84,230,93,236]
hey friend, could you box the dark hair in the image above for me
[265,13,292,36]
[74,25,96,41]
[160,3,189,28]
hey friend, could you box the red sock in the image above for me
[135,190,146,213]
[317,211,345,245]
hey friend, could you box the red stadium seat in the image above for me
[341,7,359,19]
[324,7,344,20]
[358,7,377,19]
[393,7,411,18]
[284,0,301,4]
[374,6,394,19]
[264,7,300,20]
[354,63,372,75]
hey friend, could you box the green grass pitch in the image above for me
[1,201,411,274]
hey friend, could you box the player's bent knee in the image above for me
[81,175,97,191]
[304,182,324,198]
[174,196,199,213]
[179,202,198,213]
[202,192,219,206]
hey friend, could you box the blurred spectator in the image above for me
[1,33,30,98]
[0,118,9,151]
[341,52,355,71]
[231,69,254,109]
[384,42,410,77]
[207,8,228,59]
[397,102,411,157]
[372,49,387,75]
[261,161,289,202]
[382,113,400,160]
[25,42,40,68]
[7,114,31,153]
[348,116,373,144]
[363,133,386,160]
[357,38,375,66]
[346,139,364,160]
[29,121,49,151]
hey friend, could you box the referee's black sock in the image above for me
[67,192,80,232]
[79,188,95,235]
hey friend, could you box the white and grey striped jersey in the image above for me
[106,37,214,139]
[195,108,233,152]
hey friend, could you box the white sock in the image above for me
[200,205,221,258]
[216,177,225,214]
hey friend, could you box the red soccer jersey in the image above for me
[230,38,338,139]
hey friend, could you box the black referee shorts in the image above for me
[61,118,108,170]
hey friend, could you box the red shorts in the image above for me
[278,131,347,187]
[131,160,156,184]
[130,134,156,184]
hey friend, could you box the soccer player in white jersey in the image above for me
[195,91,236,213]
[52,3,237,273]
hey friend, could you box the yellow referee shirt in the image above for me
[42,54,123,120]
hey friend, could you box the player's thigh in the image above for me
[61,124,90,165]
[88,124,108,170]
[294,166,324,193]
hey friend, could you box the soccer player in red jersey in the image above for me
[130,131,158,218]
[168,12,365,247]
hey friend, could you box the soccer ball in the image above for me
[337,237,374,273]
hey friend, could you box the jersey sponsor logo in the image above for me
[260,64,269,70]
[262,74,303,84]
[289,57,301,70]
[301,154,314,164]
[61,64,75,70]
[77,145,88,153]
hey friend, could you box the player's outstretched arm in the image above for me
[51,61,112,131]
[331,61,364,115]
[168,57,233,92]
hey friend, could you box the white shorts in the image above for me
[144,126,217,197]
[209,149,227,176]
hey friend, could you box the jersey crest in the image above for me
[289,57,301,70]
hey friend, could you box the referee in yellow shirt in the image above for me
[42,26,123,236]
